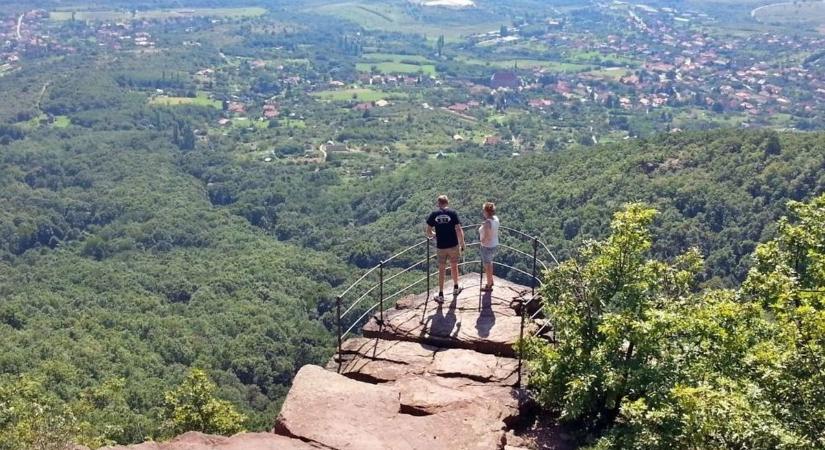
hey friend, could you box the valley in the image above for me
[0,0,823,448]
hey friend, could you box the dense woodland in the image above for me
[196,129,824,286]
[526,196,824,449]
[1,115,823,446]
[1,0,824,448]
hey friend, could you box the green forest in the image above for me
[1,0,824,447]
[526,195,824,449]
[1,120,823,446]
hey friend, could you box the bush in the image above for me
[525,197,825,449]
[163,369,247,437]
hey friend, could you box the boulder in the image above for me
[363,274,536,357]
[394,274,532,318]
[332,337,518,386]
[102,431,321,450]
[274,365,507,450]
[431,346,518,383]
[391,375,519,420]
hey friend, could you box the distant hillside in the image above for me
[2,126,823,446]
[0,129,349,443]
[202,129,824,287]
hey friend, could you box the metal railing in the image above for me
[334,224,560,387]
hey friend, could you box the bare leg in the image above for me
[438,259,446,293]
[485,262,494,286]
[450,257,460,287]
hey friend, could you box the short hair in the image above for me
[483,201,496,215]
[437,195,449,207]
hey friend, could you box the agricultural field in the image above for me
[308,1,498,38]
[52,115,71,128]
[310,88,407,102]
[49,7,267,22]
[564,50,640,67]
[361,53,433,63]
[358,53,437,75]
[752,1,825,24]
[231,117,270,129]
[584,67,631,80]
[149,94,223,109]
[356,62,437,75]
[456,56,590,72]
[409,0,476,7]
[671,108,749,129]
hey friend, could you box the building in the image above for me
[490,71,520,89]
[323,142,348,153]
[484,135,502,146]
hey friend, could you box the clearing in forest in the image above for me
[149,94,223,109]
[311,88,407,102]
[752,1,825,24]
[50,7,267,22]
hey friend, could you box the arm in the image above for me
[479,220,491,247]
[456,225,465,251]
[425,213,436,239]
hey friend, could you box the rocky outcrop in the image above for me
[108,274,542,450]
[275,365,508,450]
[361,274,535,357]
[273,274,538,449]
[332,337,519,385]
[102,432,322,449]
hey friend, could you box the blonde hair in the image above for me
[483,201,496,216]
[437,195,449,207]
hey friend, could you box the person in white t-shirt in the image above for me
[478,202,499,292]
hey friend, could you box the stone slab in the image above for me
[275,365,507,450]
[331,337,518,386]
[102,432,322,450]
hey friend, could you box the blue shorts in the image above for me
[480,246,497,264]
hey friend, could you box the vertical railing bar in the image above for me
[478,268,483,311]
[426,240,430,296]
[379,261,384,326]
[421,241,431,324]
[517,296,525,389]
[531,238,538,298]
[336,295,342,373]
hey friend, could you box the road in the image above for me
[16,14,24,40]
[36,81,51,111]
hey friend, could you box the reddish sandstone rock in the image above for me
[363,274,535,357]
[101,431,321,450]
[332,337,518,385]
[390,374,519,420]
[274,365,507,450]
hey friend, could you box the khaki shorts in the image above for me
[437,246,460,265]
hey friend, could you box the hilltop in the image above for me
[1,0,825,446]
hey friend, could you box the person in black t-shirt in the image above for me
[425,195,466,303]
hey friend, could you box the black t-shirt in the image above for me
[427,208,461,249]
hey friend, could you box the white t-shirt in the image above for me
[480,216,499,248]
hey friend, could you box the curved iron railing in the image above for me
[334,224,559,387]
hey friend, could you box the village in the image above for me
[3,1,825,172]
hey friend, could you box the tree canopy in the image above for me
[525,194,825,449]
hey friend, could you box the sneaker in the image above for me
[481,284,493,292]
[434,293,445,304]
[453,285,463,296]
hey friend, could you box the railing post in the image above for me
[336,295,342,373]
[479,267,484,311]
[517,297,525,389]
[531,238,538,298]
[421,240,431,325]
[426,240,430,297]
[379,261,384,325]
